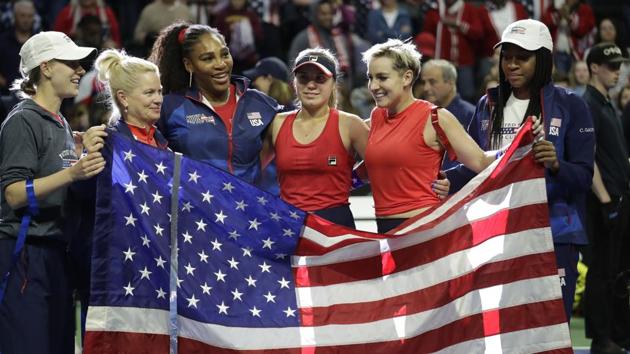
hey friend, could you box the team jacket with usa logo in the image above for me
[159,76,282,193]
[446,83,595,245]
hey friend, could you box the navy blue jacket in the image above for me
[446,83,595,245]
[159,76,282,193]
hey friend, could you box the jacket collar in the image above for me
[184,75,250,101]
[112,120,168,149]
[486,82,555,117]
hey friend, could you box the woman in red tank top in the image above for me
[262,48,370,228]
[362,39,501,233]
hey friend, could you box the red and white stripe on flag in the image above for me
[85,121,572,353]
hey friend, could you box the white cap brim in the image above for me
[493,39,551,52]
[293,62,333,77]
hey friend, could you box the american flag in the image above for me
[84,122,572,353]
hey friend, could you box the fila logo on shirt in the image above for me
[549,117,561,136]
[247,112,264,127]
[328,155,337,166]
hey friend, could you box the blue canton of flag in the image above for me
[88,133,305,347]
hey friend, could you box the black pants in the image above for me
[313,204,356,229]
[0,238,74,354]
[376,218,407,234]
[583,192,630,344]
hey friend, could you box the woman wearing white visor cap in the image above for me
[0,31,105,353]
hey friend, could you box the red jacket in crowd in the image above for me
[423,0,484,67]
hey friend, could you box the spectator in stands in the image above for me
[446,19,595,322]
[134,0,190,53]
[515,0,550,21]
[477,0,528,87]
[262,48,369,228]
[582,41,630,354]
[72,15,110,131]
[361,39,499,233]
[420,59,475,171]
[422,0,484,103]
[0,31,103,354]
[0,0,41,33]
[288,0,369,98]
[0,1,36,95]
[243,56,295,107]
[53,0,121,48]
[568,60,589,96]
[365,0,413,45]
[617,84,630,115]
[149,22,283,193]
[542,0,595,75]
[592,17,630,109]
[213,0,264,73]
[188,0,226,27]
[623,95,630,158]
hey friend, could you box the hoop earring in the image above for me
[189,71,193,88]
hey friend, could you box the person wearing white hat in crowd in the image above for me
[445,19,596,322]
[0,31,105,354]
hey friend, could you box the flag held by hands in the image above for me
[84,121,572,353]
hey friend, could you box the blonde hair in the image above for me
[362,39,422,85]
[268,79,294,106]
[293,47,339,108]
[95,49,159,126]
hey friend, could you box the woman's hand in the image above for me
[82,125,108,153]
[432,172,450,199]
[533,140,560,174]
[531,115,544,142]
[69,152,106,181]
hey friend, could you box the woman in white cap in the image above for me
[446,19,596,322]
[0,31,105,353]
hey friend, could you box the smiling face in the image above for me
[120,71,163,126]
[184,33,233,101]
[367,55,413,113]
[293,65,334,109]
[47,59,86,99]
[500,43,536,99]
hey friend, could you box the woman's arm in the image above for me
[433,109,495,173]
[4,152,105,209]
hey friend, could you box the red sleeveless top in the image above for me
[275,109,355,211]
[365,100,442,217]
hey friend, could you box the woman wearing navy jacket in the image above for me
[445,19,596,321]
[149,22,283,194]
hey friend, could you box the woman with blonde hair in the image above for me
[89,49,167,147]
[362,39,501,233]
[72,48,168,341]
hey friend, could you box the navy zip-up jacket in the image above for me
[159,76,282,193]
[446,83,595,244]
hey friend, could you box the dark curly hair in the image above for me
[489,47,553,149]
[148,21,226,95]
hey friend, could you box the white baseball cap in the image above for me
[493,19,553,52]
[19,31,96,76]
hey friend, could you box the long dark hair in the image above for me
[490,47,553,149]
[148,21,225,95]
